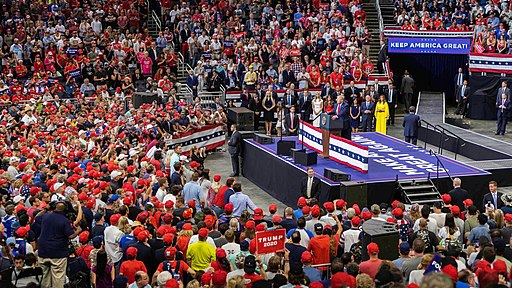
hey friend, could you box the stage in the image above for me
[242,132,491,208]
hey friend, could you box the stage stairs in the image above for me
[398,178,443,206]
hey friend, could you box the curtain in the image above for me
[467,74,512,120]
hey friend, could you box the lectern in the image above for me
[319,113,344,158]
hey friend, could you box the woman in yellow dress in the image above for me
[375,94,389,134]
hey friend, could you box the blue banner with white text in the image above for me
[388,37,471,55]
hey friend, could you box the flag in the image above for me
[469,53,512,74]
[165,124,226,156]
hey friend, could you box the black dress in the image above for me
[263,97,274,121]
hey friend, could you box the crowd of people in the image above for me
[1,0,512,288]
[393,0,512,54]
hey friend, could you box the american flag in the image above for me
[469,53,512,75]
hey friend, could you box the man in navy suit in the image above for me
[402,106,421,145]
[329,94,351,140]
[496,93,511,135]
[283,89,297,114]
[482,181,503,211]
[361,95,375,132]
[496,81,511,103]
[321,82,334,98]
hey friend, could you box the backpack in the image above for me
[162,260,181,282]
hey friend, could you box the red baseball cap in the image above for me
[253,208,263,220]
[183,223,193,231]
[165,247,177,259]
[212,270,227,286]
[182,208,192,219]
[272,214,282,223]
[302,206,311,215]
[126,247,138,257]
[163,233,174,245]
[441,194,451,204]
[367,242,379,254]
[297,197,307,207]
[110,214,121,226]
[391,200,400,208]
[351,216,361,227]
[463,199,473,206]
[256,223,266,231]
[198,228,209,238]
[245,220,255,230]
[224,203,234,213]
[311,205,321,217]
[336,199,347,208]
[392,208,403,218]
[78,231,90,243]
[165,200,174,209]
[216,248,227,259]
[323,202,335,212]
[165,279,179,288]
[268,204,277,213]
[361,210,372,220]
[16,226,30,237]
[450,205,461,215]
[331,272,356,288]
[301,251,313,263]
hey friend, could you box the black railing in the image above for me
[434,124,466,160]
[429,149,454,187]
[420,120,442,153]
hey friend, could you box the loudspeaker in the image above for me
[228,108,254,131]
[293,149,317,166]
[133,92,160,108]
[361,219,399,261]
[254,133,273,145]
[338,181,368,207]
[277,140,296,156]
[324,168,351,182]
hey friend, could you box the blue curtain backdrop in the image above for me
[388,53,468,104]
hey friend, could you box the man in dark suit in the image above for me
[344,81,360,102]
[300,167,321,200]
[455,79,470,116]
[361,95,375,132]
[454,67,466,89]
[284,106,300,136]
[298,89,312,122]
[281,64,296,87]
[321,83,334,98]
[385,82,398,125]
[283,89,297,114]
[448,178,469,211]
[482,181,503,211]
[248,93,261,131]
[329,94,351,140]
[228,124,242,177]
[400,70,415,113]
[373,79,384,96]
[403,106,421,145]
[377,41,387,73]
[497,81,511,103]
[496,93,511,135]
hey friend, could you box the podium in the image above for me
[319,113,344,158]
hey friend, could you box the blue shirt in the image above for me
[228,192,257,217]
[2,215,16,239]
[223,188,235,205]
[38,212,74,258]
[183,181,203,210]
[293,209,304,219]
[286,228,314,240]
[303,266,322,282]
[468,224,490,244]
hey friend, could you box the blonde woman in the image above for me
[408,254,434,285]
[262,91,276,135]
[375,95,389,134]
[312,92,324,127]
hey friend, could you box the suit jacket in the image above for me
[456,85,470,102]
[384,88,397,105]
[281,70,296,86]
[497,98,511,117]
[373,84,384,96]
[402,113,421,137]
[483,192,504,211]
[365,89,378,101]
[284,112,300,131]
[378,44,387,63]
[321,86,334,98]
[283,93,297,108]
[497,87,512,102]
[448,187,469,210]
[300,176,321,199]
[454,73,466,86]
[361,101,375,121]
[299,93,312,119]
[228,130,242,156]
[344,86,360,99]
[331,102,350,122]
[248,97,262,113]
[401,76,415,94]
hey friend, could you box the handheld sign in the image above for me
[255,229,286,254]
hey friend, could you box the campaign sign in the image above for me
[67,48,78,55]
[68,69,82,79]
[255,229,286,254]
[388,37,471,54]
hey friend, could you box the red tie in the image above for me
[337,104,341,115]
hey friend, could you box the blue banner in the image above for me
[67,48,78,55]
[388,37,471,54]
[68,69,82,79]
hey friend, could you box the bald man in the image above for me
[448,178,469,211]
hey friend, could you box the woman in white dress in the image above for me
[312,92,324,127]
[276,102,284,137]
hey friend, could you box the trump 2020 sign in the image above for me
[255,229,286,254]
[388,37,471,54]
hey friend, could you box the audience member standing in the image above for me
[400,70,415,113]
